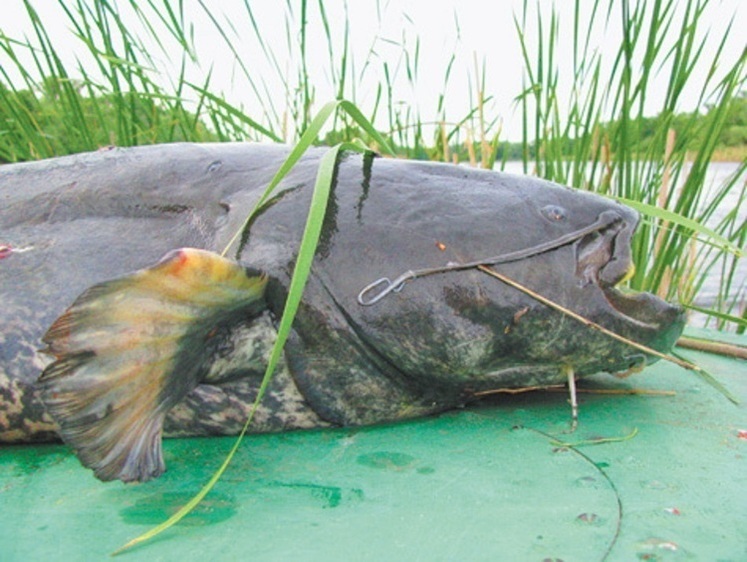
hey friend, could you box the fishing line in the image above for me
[357,210,624,305]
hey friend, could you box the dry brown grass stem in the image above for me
[477,265,701,373]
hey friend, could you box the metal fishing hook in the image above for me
[356,210,623,306]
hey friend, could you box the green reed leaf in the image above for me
[610,195,744,257]
[115,99,388,555]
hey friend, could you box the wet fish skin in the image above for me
[0,143,685,482]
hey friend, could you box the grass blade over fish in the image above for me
[113,101,391,553]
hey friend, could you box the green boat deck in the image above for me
[2,327,745,561]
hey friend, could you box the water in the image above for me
[693,162,746,304]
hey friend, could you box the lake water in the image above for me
[687,162,745,327]
[499,161,746,328]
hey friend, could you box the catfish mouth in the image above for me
[356,208,683,334]
[574,213,685,330]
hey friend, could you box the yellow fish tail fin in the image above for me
[39,248,267,482]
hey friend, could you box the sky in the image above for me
[2,0,745,141]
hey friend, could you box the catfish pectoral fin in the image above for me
[37,248,268,483]
[39,352,171,482]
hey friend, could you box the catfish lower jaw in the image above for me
[602,285,686,332]
[576,210,685,336]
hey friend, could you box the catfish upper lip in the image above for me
[575,217,631,288]
[574,212,684,328]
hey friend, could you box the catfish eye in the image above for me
[541,205,567,222]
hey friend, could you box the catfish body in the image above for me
[0,143,684,481]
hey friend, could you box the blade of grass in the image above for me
[610,195,744,257]
[187,84,282,143]
[112,142,344,556]
[684,303,747,330]
[477,264,739,405]
[221,98,394,258]
[114,99,393,555]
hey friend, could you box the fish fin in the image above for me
[38,248,267,482]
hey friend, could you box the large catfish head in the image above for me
[313,157,686,393]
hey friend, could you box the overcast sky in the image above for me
[3,0,745,141]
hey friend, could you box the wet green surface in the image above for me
[1,328,745,561]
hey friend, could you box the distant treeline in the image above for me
[466,91,747,163]
[0,80,219,164]
[1,82,745,164]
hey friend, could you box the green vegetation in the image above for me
[468,93,747,162]
[114,100,395,554]
[0,80,219,162]
[0,0,744,330]
[510,0,745,333]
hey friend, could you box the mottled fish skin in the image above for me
[0,282,325,443]
[0,297,57,442]
[1,144,327,444]
[162,312,329,437]
[1,143,685,457]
